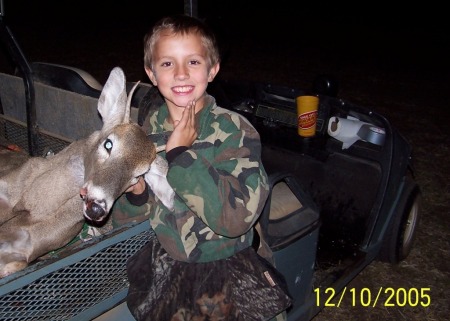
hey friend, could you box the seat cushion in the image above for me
[270,182,303,220]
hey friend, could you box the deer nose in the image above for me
[84,199,106,221]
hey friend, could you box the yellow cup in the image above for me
[296,95,319,137]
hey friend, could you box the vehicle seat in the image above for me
[256,172,321,307]
[26,62,103,98]
[26,62,164,128]
[257,172,320,252]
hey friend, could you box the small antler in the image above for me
[126,81,141,111]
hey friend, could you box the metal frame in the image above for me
[0,2,39,155]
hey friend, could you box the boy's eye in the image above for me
[189,60,201,65]
[161,62,172,67]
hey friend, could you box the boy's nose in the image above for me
[174,65,189,80]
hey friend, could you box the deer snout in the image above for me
[80,185,109,223]
[84,198,107,222]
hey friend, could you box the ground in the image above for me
[1,2,448,320]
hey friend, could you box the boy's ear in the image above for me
[145,67,157,86]
[208,63,220,82]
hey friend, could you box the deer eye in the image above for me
[104,139,113,153]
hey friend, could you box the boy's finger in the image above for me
[190,100,196,125]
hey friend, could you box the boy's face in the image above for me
[145,32,219,113]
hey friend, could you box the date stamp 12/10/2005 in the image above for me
[314,287,431,308]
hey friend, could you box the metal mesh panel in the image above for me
[0,115,71,155]
[0,228,151,321]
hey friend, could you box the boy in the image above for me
[117,14,291,321]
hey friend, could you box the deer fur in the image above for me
[0,67,173,278]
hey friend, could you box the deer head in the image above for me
[79,67,156,223]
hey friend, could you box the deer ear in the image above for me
[97,67,129,130]
[144,154,175,211]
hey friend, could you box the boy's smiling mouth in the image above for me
[173,85,194,93]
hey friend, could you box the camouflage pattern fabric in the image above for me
[113,94,270,263]
[126,233,292,321]
[114,95,291,319]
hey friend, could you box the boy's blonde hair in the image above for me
[144,15,220,72]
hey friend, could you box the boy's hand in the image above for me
[166,100,198,152]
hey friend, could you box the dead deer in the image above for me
[0,67,173,278]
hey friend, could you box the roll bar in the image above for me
[0,0,39,156]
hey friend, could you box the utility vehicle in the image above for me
[0,2,421,320]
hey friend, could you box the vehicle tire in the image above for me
[378,174,421,264]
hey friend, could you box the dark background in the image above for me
[1,1,449,320]
[2,0,448,87]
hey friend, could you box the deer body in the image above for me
[0,67,165,278]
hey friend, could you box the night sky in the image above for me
[4,0,448,69]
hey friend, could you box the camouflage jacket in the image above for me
[112,95,269,262]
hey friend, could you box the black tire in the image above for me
[378,175,421,264]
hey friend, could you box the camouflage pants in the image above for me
[126,233,291,321]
